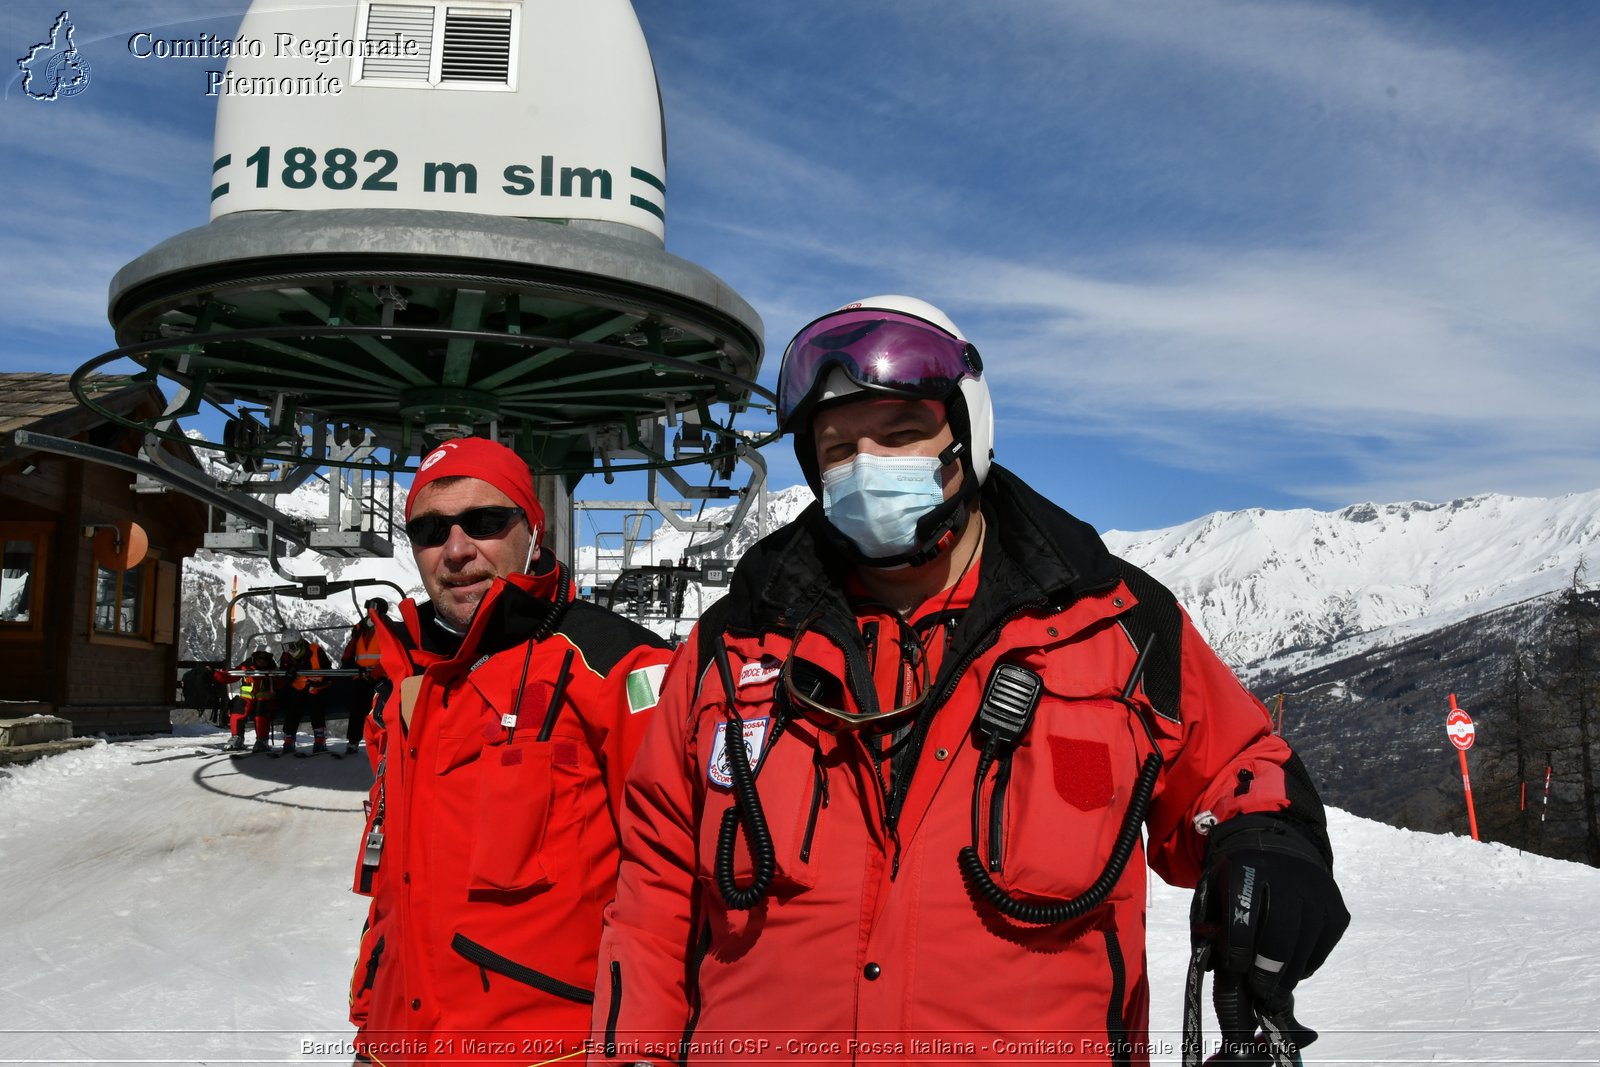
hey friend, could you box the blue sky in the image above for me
[5,1,1599,534]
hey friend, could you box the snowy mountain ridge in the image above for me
[622,484,1600,675]
[179,431,1600,681]
[1100,489,1600,674]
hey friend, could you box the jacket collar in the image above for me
[728,464,1118,640]
[401,553,568,664]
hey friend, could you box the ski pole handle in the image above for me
[1208,974,1310,1066]
[1212,971,1259,1061]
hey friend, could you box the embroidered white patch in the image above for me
[737,655,781,689]
[707,717,771,789]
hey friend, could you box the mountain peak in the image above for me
[1104,487,1600,672]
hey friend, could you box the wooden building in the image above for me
[0,373,208,735]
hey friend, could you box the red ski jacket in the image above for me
[589,467,1333,1067]
[348,557,672,1065]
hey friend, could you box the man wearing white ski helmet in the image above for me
[592,296,1348,1066]
[779,295,992,572]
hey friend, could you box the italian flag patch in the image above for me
[625,663,667,714]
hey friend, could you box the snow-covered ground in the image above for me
[2,730,1597,1065]
[0,728,371,1066]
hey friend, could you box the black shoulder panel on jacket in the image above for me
[554,600,670,677]
[1115,561,1184,724]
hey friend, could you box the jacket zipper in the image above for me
[786,614,900,865]
[799,750,831,863]
[449,933,594,1003]
[603,960,622,1057]
[803,585,1058,876]
[809,614,877,725]
[677,923,712,1065]
[358,934,384,993]
[1102,926,1130,1067]
[887,599,1043,832]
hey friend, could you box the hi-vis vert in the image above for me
[211,146,666,221]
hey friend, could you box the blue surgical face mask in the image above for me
[821,453,946,560]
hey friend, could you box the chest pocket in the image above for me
[466,741,560,893]
[445,674,568,895]
[991,695,1144,903]
[693,683,826,897]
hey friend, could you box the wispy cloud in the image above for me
[7,0,1596,528]
[1,108,212,356]
[922,189,1600,502]
[663,1,1600,510]
[1041,0,1600,161]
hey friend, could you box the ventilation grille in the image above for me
[362,4,434,81]
[440,8,513,83]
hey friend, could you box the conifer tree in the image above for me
[1543,563,1600,866]
[1476,648,1539,849]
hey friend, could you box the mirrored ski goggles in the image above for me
[404,506,524,547]
[777,311,982,425]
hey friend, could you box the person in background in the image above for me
[216,647,277,753]
[589,296,1349,1065]
[340,597,390,760]
[348,437,673,1065]
[279,634,332,754]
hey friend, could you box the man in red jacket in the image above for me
[590,297,1348,1066]
[349,437,672,1065]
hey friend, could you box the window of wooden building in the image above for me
[88,553,177,644]
[92,555,158,640]
[0,521,51,638]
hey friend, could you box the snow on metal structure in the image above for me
[49,0,770,590]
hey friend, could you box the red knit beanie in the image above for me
[406,438,544,548]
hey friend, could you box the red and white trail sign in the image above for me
[1447,694,1480,840]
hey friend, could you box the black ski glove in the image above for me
[1194,813,1349,1015]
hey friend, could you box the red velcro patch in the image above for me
[500,747,524,766]
[1047,736,1113,812]
[554,741,579,768]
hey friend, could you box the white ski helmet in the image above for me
[777,294,994,492]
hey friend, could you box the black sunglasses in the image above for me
[404,506,524,547]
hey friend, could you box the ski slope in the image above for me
[1,729,1597,1065]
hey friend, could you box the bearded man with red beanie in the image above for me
[348,436,672,1065]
